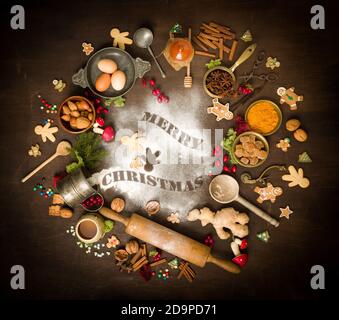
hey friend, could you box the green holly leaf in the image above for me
[66,151,84,173]
[221,128,237,164]
[170,23,182,34]
[113,96,126,107]
[206,59,222,69]
[104,220,114,233]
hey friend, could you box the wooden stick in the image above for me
[218,38,223,60]
[133,259,148,271]
[201,23,220,34]
[132,256,146,269]
[197,35,217,49]
[200,32,220,42]
[130,248,142,265]
[229,40,238,61]
[193,36,208,51]
[149,258,167,268]
[195,51,216,58]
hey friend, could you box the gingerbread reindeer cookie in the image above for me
[207,98,234,121]
[277,87,304,110]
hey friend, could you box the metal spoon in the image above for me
[21,140,72,183]
[133,27,166,78]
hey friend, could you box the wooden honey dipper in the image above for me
[184,28,192,88]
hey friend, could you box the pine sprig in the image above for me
[70,132,107,170]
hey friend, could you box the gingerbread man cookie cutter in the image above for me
[207,98,234,121]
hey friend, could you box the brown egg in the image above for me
[95,73,111,92]
[111,70,126,91]
[98,59,117,74]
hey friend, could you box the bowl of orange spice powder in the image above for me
[245,100,282,136]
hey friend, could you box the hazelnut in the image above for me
[294,128,308,142]
[286,119,301,132]
[114,249,129,262]
[111,197,125,213]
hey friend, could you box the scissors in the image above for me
[238,50,278,83]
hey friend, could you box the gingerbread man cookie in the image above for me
[277,87,304,110]
[34,123,58,142]
[120,132,145,153]
[207,98,233,121]
[110,28,133,50]
[254,182,283,203]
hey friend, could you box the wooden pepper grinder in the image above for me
[184,28,192,88]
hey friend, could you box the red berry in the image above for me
[95,98,101,105]
[155,88,161,96]
[96,117,105,126]
[96,106,103,114]
[149,79,156,87]
[231,165,237,173]
[223,154,229,162]
[157,96,163,103]
[163,96,169,103]
[223,166,230,172]
[152,89,158,96]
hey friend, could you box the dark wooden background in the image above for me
[0,0,338,300]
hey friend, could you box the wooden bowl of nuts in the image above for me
[58,96,95,134]
[231,131,269,168]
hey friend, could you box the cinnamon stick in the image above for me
[195,51,216,58]
[130,248,142,265]
[219,38,223,60]
[229,40,238,61]
[200,32,220,42]
[223,45,231,54]
[202,23,220,34]
[209,22,231,31]
[133,259,148,271]
[141,244,147,257]
[178,264,194,282]
[197,35,217,49]
[149,258,167,268]
[193,36,208,51]
[132,256,147,269]
[177,262,188,279]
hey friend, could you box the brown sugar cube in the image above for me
[257,150,268,160]
[255,140,264,149]
[52,193,65,205]
[49,205,61,216]
[240,157,250,165]
[249,157,259,166]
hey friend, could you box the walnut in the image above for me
[114,249,129,262]
[125,240,139,254]
[110,197,125,213]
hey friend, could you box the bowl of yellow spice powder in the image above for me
[245,100,282,136]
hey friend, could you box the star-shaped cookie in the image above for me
[279,206,293,219]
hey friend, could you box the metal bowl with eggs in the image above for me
[72,47,151,99]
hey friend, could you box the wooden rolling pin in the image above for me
[99,207,240,274]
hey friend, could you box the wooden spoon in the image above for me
[21,140,72,183]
